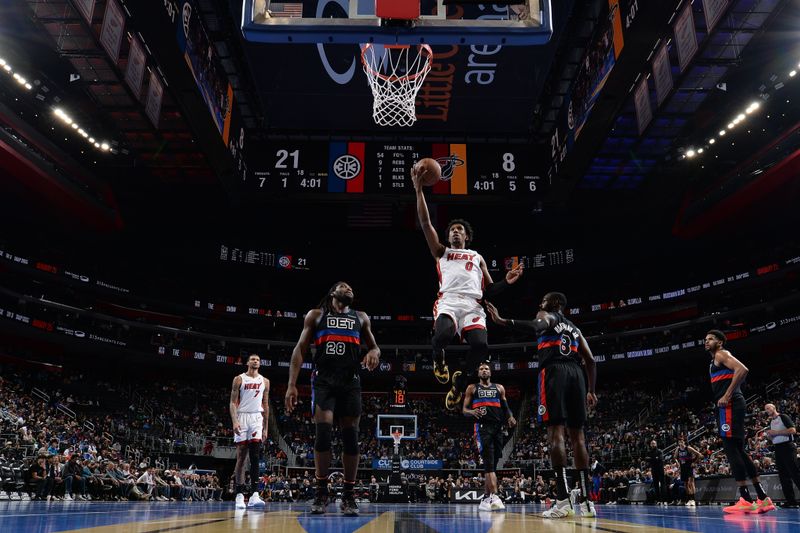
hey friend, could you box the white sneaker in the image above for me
[64,494,73,501]
[686,500,696,507]
[579,500,596,517]
[235,493,246,509]
[543,498,574,518]
[247,492,265,507]
[478,495,493,511]
[490,494,506,511]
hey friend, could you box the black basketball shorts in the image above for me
[474,422,504,473]
[537,362,587,428]
[311,369,362,418]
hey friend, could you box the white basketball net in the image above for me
[361,44,433,127]
[391,431,403,451]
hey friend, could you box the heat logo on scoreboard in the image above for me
[431,143,468,194]
[435,155,465,182]
[328,142,365,193]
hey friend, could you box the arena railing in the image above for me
[31,388,49,403]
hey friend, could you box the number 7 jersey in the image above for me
[437,247,485,299]
[314,309,362,371]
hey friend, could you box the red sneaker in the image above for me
[755,497,776,514]
[723,498,758,514]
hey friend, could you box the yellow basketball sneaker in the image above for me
[445,371,462,410]
[433,355,450,384]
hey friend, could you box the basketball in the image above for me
[414,158,442,187]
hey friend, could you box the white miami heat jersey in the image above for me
[437,247,484,299]
[237,373,266,413]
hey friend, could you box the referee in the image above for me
[764,403,800,508]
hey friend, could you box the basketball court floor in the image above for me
[1,501,797,532]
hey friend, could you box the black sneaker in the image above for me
[311,494,329,514]
[340,494,359,516]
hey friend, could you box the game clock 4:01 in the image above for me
[246,141,545,196]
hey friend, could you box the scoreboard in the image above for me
[245,141,545,196]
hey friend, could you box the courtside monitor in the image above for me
[241,0,553,45]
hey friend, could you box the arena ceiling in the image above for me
[0,0,798,254]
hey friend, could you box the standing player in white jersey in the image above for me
[229,353,270,509]
[412,168,523,410]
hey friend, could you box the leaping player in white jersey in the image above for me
[229,353,270,509]
[412,168,523,410]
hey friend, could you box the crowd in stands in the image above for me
[3,351,799,506]
[0,364,228,502]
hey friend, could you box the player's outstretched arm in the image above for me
[485,302,554,333]
[358,311,381,371]
[286,309,321,413]
[411,168,445,259]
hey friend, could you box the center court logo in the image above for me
[538,405,547,416]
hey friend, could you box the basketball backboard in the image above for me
[377,414,417,440]
[242,1,552,45]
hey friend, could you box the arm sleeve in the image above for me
[507,318,550,334]
[483,279,509,300]
[781,414,795,429]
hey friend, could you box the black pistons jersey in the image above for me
[537,311,581,368]
[709,360,742,402]
[471,382,504,425]
[313,309,362,372]
[677,447,692,466]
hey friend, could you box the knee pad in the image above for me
[248,442,261,469]
[315,423,333,452]
[432,317,455,351]
[464,328,488,355]
[482,446,496,473]
[342,426,359,456]
[248,441,261,457]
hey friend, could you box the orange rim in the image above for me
[361,43,433,83]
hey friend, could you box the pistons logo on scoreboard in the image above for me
[333,155,361,180]
[538,405,547,416]
[721,424,731,433]
[329,142,365,193]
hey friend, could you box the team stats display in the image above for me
[246,141,544,196]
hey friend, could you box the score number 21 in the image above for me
[258,149,303,188]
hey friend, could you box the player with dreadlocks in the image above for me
[285,282,380,516]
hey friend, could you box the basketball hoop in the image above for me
[361,43,433,127]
